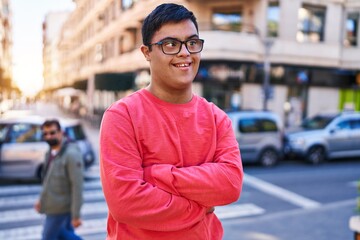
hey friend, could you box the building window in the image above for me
[121,0,138,10]
[297,5,326,43]
[267,0,280,37]
[95,43,103,63]
[212,9,242,32]
[121,0,132,10]
[344,12,359,47]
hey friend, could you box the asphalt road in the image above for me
[223,159,359,240]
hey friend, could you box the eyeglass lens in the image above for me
[161,39,203,54]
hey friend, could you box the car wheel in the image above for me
[259,148,279,167]
[306,146,326,164]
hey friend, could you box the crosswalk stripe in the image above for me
[0,180,102,196]
[0,202,108,224]
[0,201,265,224]
[0,173,278,239]
[0,190,104,208]
[0,203,264,239]
[216,203,265,219]
[0,219,107,240]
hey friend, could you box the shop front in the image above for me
[195,60,358,127]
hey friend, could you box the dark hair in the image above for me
[41,119,61,131]
[142,3,198,46]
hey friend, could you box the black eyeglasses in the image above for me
[42,130,58,137]
[148,38,204,55]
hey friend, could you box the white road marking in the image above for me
[0,202,108,224]
[216,203,265,219]
[1,172,324,239]
[0,180,102,196]
[0,190,104,208]
[0,203,264,239]
[243,173,321,209]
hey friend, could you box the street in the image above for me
[0,102,359,240]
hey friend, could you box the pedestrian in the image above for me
[34,119,84,240]
[99,3,243,240]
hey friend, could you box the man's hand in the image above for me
[72,218,82,228]
[34,200,41,213]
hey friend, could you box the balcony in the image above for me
[200,30,346,68]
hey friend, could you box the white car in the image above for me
[227,111,284,167]
[0,115,95,179]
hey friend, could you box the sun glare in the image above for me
[13,64,44,97]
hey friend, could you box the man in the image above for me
[34,119,84,240]
[100,3,243,240]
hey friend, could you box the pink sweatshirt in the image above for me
[100,89,243,240]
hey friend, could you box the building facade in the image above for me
[53,0,360,126]
[0,0,14,112]
[42,11,71,91]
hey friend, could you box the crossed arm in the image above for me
[100,108,243,231]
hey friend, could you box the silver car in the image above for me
[284,112,360,164]
[0,115,95,179]
[227,111,283,167]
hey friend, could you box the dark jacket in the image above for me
[39,140,84,219]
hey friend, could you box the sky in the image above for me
[11,0,75,97]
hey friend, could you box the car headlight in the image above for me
[290,137,306,147]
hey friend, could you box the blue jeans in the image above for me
[42,213,82,240]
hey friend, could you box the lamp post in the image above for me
[250,25,273,111]
[262,39,273,111]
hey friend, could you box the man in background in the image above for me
[34,119,84,240]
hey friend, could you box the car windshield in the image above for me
[301,115,335,130]
[0,124,9,142]
[64,125,86,141]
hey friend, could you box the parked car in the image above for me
[227,111,283,167]
[284,111,360,164]
[0,115,95,179]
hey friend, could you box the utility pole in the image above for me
[262,39,273,111]
[242,24,274,111]
[250,25,273,111]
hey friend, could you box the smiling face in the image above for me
[141,19,201,103]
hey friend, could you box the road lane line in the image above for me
[244,173,321,209]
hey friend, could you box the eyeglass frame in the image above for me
[147,38,205,55]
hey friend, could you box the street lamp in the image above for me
[262,39,273,111]
[245,25,274,111]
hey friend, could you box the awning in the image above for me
[73,80,87,90]
[94,73,134,91]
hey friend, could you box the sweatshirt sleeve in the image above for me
[66,145,84,219]
[100,106,208,232]
[143,112,243,207]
